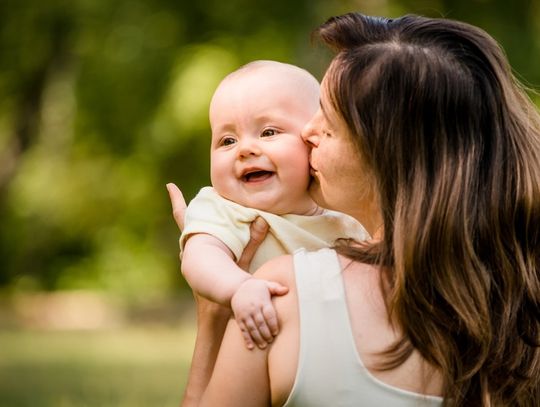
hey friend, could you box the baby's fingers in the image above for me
[262,303,279,336]
[266,281,288,297]
[244,315,269,349]
[238,320,256,350]
[254,312,274,344]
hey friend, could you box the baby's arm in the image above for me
[182,233,288,349]
[182,233,252,305]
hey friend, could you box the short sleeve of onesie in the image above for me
[179,187,259,261]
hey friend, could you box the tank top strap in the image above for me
[293,247,345,302]
[285,248,358,406]
[285,248,444,406]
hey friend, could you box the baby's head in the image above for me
[209,60,320,215]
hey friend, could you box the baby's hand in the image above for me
[231,278,288,350]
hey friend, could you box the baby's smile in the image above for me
[241,169,275,183]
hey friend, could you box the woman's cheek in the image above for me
[311,147,323,171]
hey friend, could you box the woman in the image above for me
[172,12,540,406]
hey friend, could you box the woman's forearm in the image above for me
[199,317,271,407]
[181,294,231,407]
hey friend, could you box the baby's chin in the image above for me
[307,179,331,211]
[227,193,317,216]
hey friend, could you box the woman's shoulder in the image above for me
[252,248,377,281]
[253,253,296,287]
[335,251,379,274]
[252,248,343,281]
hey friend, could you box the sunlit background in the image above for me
[1,0,539,405]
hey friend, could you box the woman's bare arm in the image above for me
[200,255,299,407]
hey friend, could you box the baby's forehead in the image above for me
[209,62,320,132]
[231,60,299,78]
[222,61,318,91]
[221,66,296,90]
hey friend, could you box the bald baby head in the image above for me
[210,60,320,121]
[208,60,321,215]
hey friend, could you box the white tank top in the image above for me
[283,248,443,407]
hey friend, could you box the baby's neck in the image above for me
[289,202,324,216]
[302,204,324,216]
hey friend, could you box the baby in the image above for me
[180,60,369,349]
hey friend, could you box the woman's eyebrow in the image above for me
[319,101,333,124]
[319,101,327,117]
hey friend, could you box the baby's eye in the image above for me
[220,136,236,146]
[261,128,278,137]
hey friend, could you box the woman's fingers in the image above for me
[166,183,187,230]
[237,217,269,271]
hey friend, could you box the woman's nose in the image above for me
[301,116,320,148]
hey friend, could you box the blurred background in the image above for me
[0,0,539,405]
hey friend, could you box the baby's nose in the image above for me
[237,138,262,158]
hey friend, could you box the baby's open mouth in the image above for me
[242,170,274,182]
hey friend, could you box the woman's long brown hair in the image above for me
[316,13,540,406]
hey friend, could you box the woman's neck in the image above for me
[350,205,383,239]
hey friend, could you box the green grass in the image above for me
[0,325,196,406]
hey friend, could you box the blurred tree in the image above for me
[0,0,538,298]
[0,0,334,297]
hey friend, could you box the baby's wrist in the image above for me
[229,275,253,305]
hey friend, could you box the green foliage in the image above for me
[0,0,539,297]
[0,327,195,406]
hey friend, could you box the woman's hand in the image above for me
[166,183,187,231]
[236,217,269,270]
[166,183,270,267]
